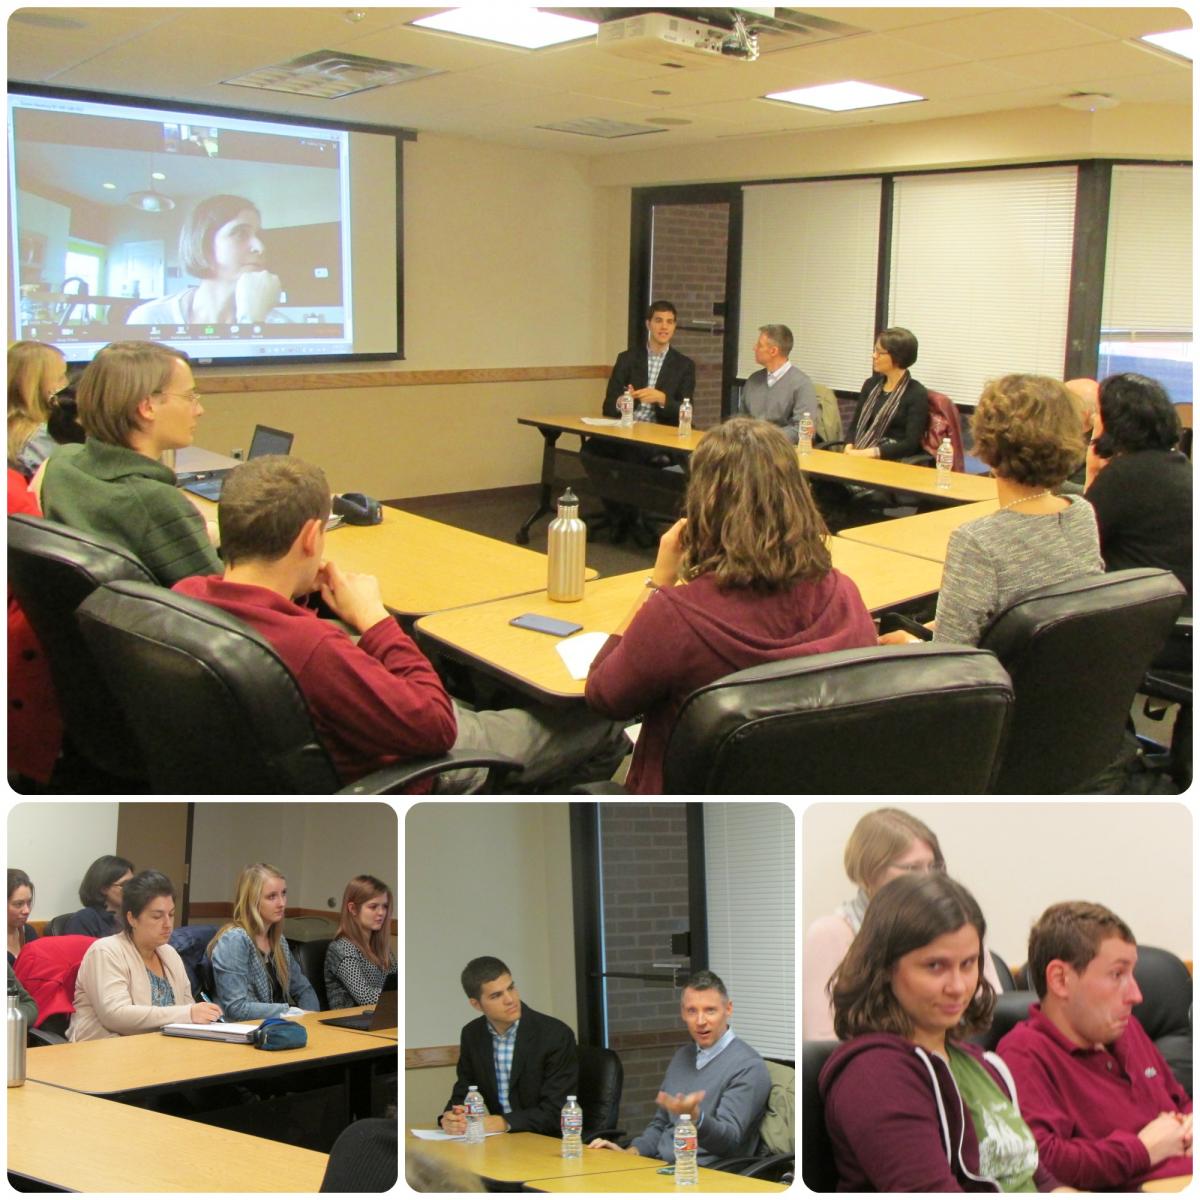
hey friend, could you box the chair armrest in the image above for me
[707,1153,794,1180]
[28,1026,67,1046]
[338,750,523,795]
[569,781,630,795]
[878,612,934,641]
[819,440,847,452]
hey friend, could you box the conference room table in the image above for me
[839,500,1001,562]
[9,1080,329,1192]
[1141,1177,1192,1192]
[405,1131,787,1192]
[415,541,944,706]
[25,1005,395,1121]
[185,474,595,619]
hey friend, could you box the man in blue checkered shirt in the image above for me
[439,956,578,1137]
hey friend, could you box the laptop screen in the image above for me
[248,425,294,459]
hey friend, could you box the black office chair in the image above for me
[43,914,74,937]
[7,513,156,787]
[577,643,1013,794]
[1131,945,1193,1098]
[288,937,332,1011]
[75,580,521,795]
[977,568,1186,793]
[576,1045,624,1143]
[989,950,1017,993]
[1139,616,1192,790]
[968,990,1037,1054]
[801,1041,840,1192]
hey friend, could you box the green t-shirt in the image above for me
[947,1045,1040,1193]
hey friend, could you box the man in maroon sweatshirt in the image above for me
[174,455,625,790]
[998,901,1192,1191]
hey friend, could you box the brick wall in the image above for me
[649,204,729,429]
[599,801,691,1134]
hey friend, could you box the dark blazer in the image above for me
[603,345,697,427]
[850,374,930,460]
[444,1004,578,1136]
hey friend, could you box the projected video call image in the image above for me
[9,93,355,364]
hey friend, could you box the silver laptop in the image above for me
[180,425,294,500]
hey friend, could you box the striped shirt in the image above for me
[637,343,668,422]
[490,1019,520,1113]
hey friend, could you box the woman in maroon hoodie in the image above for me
[818,873,1064,1192]
[584,417,876,793]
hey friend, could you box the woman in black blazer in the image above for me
[845,327,930,461]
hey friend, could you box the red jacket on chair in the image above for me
[922,390,965,472]
[13,934,96,1026]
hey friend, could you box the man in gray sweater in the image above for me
[589,970,771,1165]
[736,324,819,445]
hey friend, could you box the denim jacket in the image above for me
[211,927,319,1019]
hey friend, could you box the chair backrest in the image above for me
[813,384,843,445]
[75,579,343,794]
[662,643,1013,794]
[922,390,965,471]
[968,990,1037,1053]
[758,1058,795,1155]
[44,914,74,937]
[801,1041,840,1192]
[989,950,1017,993]
[577,1044,623,1140]
[7,513,156,780]
[1132,945,1192,1042]
[979,568,1186,793]
[287,936,332,1011]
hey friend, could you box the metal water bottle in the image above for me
[8,989,27,1087]
[547,488,587,602]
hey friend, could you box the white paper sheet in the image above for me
[409,1128,505,1141]
[556,631,610,680]
[580,417,621,426]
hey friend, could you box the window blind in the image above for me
[738,178,881,390]
[888,166,1078,404]
[1102,164,1192,334]
[704,803,794,1059]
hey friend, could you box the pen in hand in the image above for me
[198,990,225,1022]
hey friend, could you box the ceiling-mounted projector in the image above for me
[597,12,739,67]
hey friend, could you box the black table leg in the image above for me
[516,430,562,544]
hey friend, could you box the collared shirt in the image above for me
[765,360,793,388]
[695,1025,736,1070]
[489,1018,520,1114]
[638,341,669,422]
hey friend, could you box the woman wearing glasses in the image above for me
[804,808,1003,1039]
[844,327,929,460]
[39,340,221,585]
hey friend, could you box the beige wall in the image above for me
[404,802,576,1124]
[802,801,1192,969]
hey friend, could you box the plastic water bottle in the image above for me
[547,488,587,602]
[674,1113,698,1185]
[618,390,635,427]
[936,437,954,489]
[7,990,27,1088]
[677,398,693,438]
[561,1094,583,1159]
[464,1084,485,1144]
[798,410,814,455]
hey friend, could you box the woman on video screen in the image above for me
[127,194,287,327]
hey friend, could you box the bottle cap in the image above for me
[567,1095,576,1102]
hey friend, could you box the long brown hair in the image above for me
[8,340,64,463]
[830,872,995,1042]
[681,417,831,592]
[334,875,393,970]
[208,863,290,989]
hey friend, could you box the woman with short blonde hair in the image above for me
[8,340,68,474]
[585,417,877,793]
[208,863,319,1020]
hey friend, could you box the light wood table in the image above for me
[26,1006,394,1099]
[517,412,705,542]
[189,494,594,618]
[416,541,943,705]
[839,500,1000,562]
[1142,1176,1192,1192]
[407,1131,662,1185]
[531,1164,789,1192]
[9,1080,329,1192]
[797,446,999,504]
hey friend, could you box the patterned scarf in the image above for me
[834,889,870,934]
[853,372,910,450]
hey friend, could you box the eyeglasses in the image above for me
[887,860,942,874]
[155,389,203,407]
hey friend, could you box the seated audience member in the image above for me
[324,874,395,1009]
[439,956,577,1137]
[39,340,220,586]
[174,455,624,791]
[590,969,770,1165]
[1086,372,1192,604]
[844,327,929,460]
[820,873,1060,1192]
[998,901,1192,1191]
[45,381,86,448]
[69,869,221,1041]
[585,417,877,794]
[208,862,319,1020]
[7,868,38,965]
[64,855,134,938]
[804,808,1003,1040]
[736,324,819,445]
[884,374,1103,647]
[8,963,38,1028]
[8,340,69,479]
[1059,378,1099,493]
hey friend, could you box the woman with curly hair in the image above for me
[818,873,1061,1192]
[584,416,877,793]
[884,374,1103,648]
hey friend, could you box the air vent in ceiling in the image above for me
[224,50,441,99]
